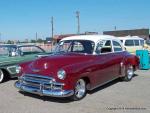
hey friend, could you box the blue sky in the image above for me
[0,0,150,41]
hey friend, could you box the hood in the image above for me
[27,53,93,76]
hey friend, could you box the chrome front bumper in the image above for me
[15,81,74,97]
[14,74,74,97]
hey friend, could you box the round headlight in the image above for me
[57,69,66,80]
[16,65,21,74]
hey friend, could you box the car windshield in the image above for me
[54,40,95,54]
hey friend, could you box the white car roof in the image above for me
[61,35,119,43]
[117,36,144,40]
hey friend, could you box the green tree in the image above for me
[7,40,14,44]
[37,38,44,43]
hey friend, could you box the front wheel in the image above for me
[0,69,4,83]
[70,79,87,101]
[122,65,134,81]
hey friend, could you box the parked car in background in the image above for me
[144,40,150,50]
[0,44,46,83]
[15,35,139,101]
[118,36,144,54]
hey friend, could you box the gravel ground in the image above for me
[0,70,150,113]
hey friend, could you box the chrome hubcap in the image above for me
[75,79,86,98]
[0,69,4,82]
[127,66,134,79]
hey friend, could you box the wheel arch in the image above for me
[80,76,91,90]
[0,68,11,78]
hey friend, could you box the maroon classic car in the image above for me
[15,35,139,101]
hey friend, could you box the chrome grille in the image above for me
[21,74,63,90]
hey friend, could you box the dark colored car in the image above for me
[15,35,139,101]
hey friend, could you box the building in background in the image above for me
[46,37,53,43]
[103,28,149,40]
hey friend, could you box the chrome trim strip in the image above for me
[24,74,54,80]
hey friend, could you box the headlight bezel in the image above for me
[16,65,22,74]
[57,69,66,80]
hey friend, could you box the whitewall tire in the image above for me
[71,79,87,101]
[0,69,4,83]
[122,65,134,81]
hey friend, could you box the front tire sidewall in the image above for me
[71,79,87,101]
[0,69,4,83]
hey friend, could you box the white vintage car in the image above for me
[118,36,144,54]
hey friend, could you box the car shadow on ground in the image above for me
[18,74,138,103]
[1,77,17,84]
[19,91,73,103]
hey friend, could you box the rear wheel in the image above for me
[71,79,87,101]
[0,69,4,83]
[122,65,134,81]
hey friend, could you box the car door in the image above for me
[112,40,125,76]
[93,40,116,87]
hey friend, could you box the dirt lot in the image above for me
[0,70,150,113]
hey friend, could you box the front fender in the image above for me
[62,61,93,90]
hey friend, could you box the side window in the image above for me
[19,46,44,55]
[113,41,123,52]
[125,40,134,46]
[105,40,111,46]
[134,40,140,46]
[101,40,112,53]
[140,40,144,46]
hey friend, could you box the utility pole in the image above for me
[114,26,117,31]
[36,32,38,42]
[76,11,80,34]
[51,16,54,50]
[51,16,54,40]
